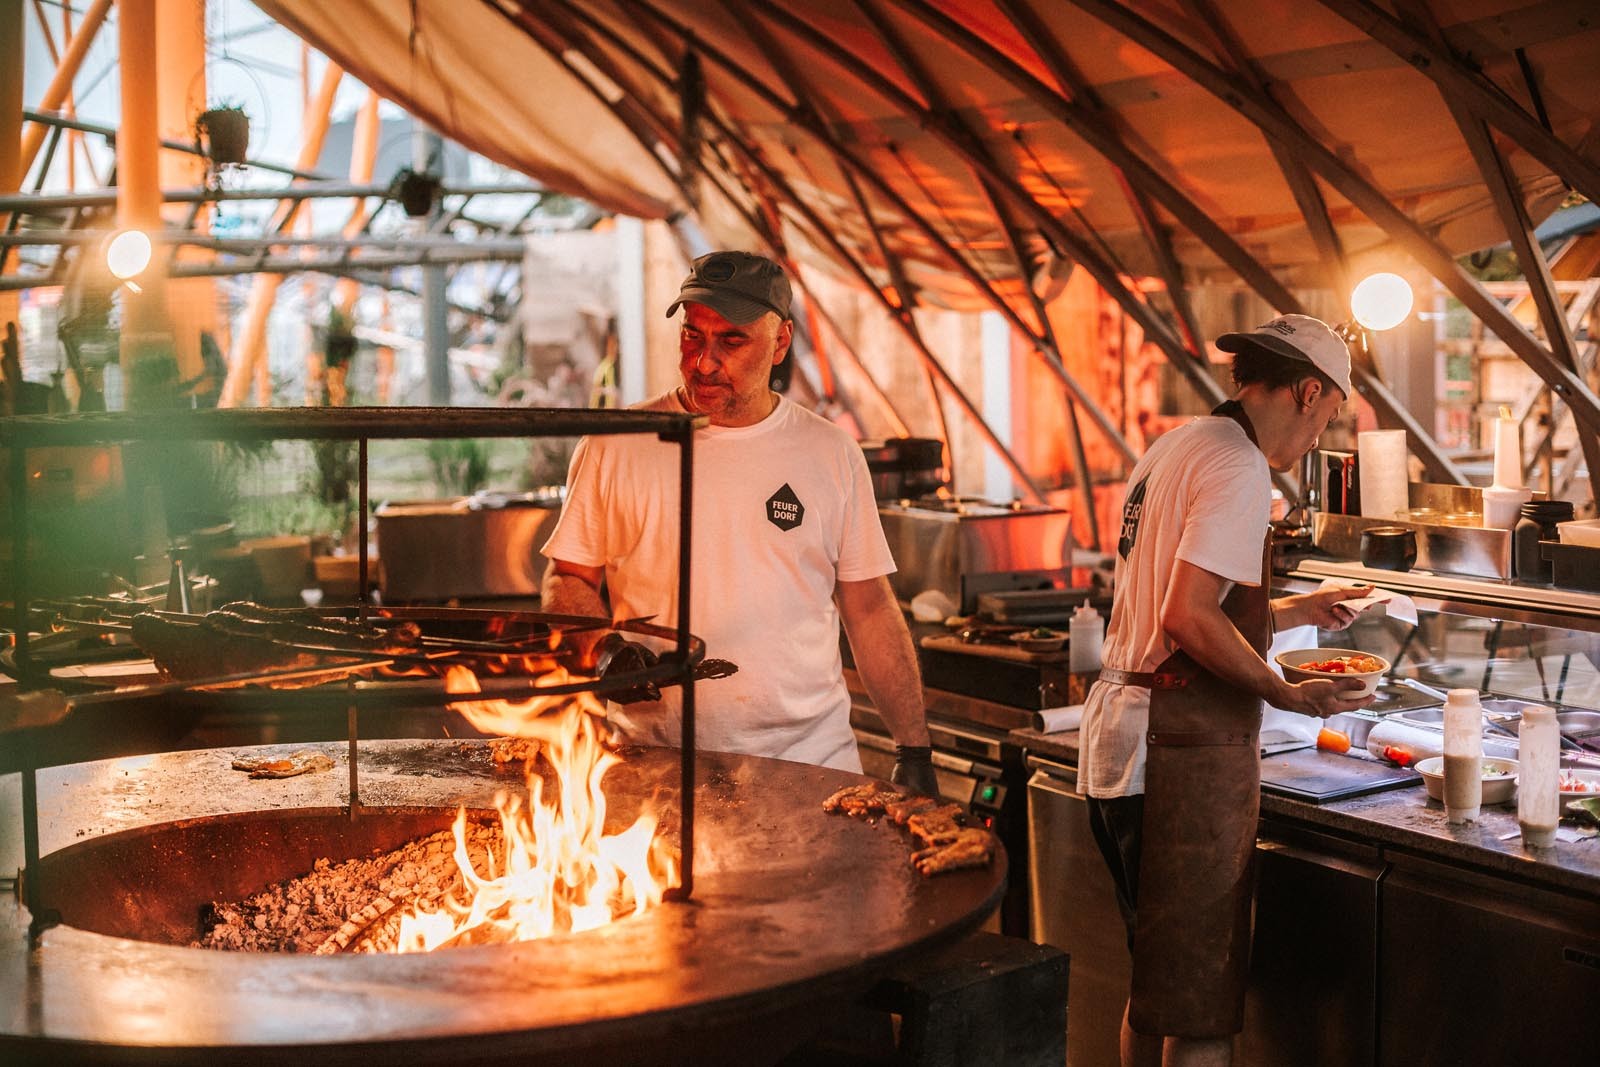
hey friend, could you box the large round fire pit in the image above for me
[1,741,1004,1065]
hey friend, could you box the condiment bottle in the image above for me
[1441,689,1483,823]
[1517,705,1560,848]
[1512,500,1574,583]
[1069,600,1103,674]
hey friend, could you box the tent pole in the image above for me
[1177,0,1468,486]
[561,0,1140,470]
[511,0,907,437]
[855,0,1097,542]
[879,0,1297,311]
[1067,0,1600,446]
[547,0,1045,498]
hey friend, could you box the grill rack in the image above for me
[2,406,707,933]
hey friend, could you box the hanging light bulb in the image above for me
[1350,272,1414,331]
[105,229,153,283]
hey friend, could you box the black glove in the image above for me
[890,745,941,797]
[593,633,662,704]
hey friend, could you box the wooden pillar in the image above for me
[156,0,214,386]
[117,0,174,398]
[0,0,23,332]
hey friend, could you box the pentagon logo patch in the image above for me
[766,483,804,531]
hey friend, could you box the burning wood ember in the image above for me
[230,750,336,779]
[196,823,502,953]
[202,665,677,955]
[486,736,542,767]
[822,787,996,877]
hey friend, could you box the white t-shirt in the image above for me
[1077,415,1271,798]
[541,394,895,771]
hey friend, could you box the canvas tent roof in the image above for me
[249,0,1600,494]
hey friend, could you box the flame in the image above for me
[391,664,677,952]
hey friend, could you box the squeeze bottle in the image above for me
[1518,705,1560,848]
[1441,689,1483,823]
[1069,600,1104,673]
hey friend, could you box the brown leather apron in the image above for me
[1127,404,1273,1039]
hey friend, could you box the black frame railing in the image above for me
[2,405,704,932]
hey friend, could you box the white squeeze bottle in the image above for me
[1069,600,1103,673]
[1518,705,1560,848]
[1441,689,1483,823]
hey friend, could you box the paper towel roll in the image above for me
[1037,705,1084,733]
[1358,430,1409,520]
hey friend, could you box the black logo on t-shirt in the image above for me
[1118,475,1148,560]
[767,483,804,531]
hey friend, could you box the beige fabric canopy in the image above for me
[250,0,1600,501]
[251,0,1598,297]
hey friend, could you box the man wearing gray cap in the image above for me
[541,251,937,793]
[1078,314,1375,1067]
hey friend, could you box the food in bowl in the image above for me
[1274,647,1391,698]
[1295,654,1387,675]
[1414,756,1519,805]
[1010,628,1065,653]
[1559,768,1600,798]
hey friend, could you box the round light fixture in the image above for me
[105,229,153,281]
[1350,272,1414,331]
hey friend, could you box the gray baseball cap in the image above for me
[666,251,793,324]
[1216,313,1352,397]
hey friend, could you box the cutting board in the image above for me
[919,633,1068,664]
[1259,748,1421,803]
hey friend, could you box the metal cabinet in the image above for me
[1377,854,1600,1066]
[1242,821,1384,1067]
[1026,756,1130,1067]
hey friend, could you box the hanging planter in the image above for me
[392,167,442,218]
[196,105,250,166]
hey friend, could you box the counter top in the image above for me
[1011,727,1600,900]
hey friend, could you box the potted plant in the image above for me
[196,103,250,166]
[391,167,442,217]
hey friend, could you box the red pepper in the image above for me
[1381,744,1414,768]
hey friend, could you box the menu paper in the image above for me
[1357,429,1408,520]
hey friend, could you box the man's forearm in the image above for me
[1166,602,1288,706]
[541,570,605,617]
[838,579,932,748]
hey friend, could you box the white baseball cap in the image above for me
[1216,314,1352,398]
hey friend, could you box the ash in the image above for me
[195,821,503,954]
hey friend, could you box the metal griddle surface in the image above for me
[1,742,1003,1062]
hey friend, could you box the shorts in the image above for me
[1086,793,1144,953]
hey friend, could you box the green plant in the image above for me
[427,438,492,497]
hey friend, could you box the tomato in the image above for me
[1317,727,1352,754]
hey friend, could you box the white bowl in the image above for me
[1010,629,1065,653]
[1415,756,1519,806]
[1274,648,1391,698]
[1558,767,1600,800]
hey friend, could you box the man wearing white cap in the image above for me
[541,251,938,794]
[1079,314,1375,1067]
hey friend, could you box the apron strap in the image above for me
[1098,666,1190,690]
